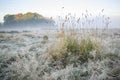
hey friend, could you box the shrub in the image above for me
[41,35,49,44]
[43,35,48,40]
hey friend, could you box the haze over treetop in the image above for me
[1,12,54,27]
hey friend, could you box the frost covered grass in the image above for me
[47,30,120,80]
[49,30,100,65]
[0,29,120,80]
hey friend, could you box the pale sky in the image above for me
[0,0,120,26]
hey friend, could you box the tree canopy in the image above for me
[3,12,54,27]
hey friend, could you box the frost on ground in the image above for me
[0,29,120,80]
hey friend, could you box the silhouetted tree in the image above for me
[0,22,1,27]
[2,12,55,27]
[4,15,15,26]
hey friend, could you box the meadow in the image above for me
[0,11,120,80]
[0,29,120,80]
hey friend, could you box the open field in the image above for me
[0,29,120,80]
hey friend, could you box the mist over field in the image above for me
[0,12,120,30]
[0,0,120,80]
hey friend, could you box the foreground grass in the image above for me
[66,36,100,60]
[49,30,101,67]
[0,30,120,80]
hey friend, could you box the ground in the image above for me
[0,29,120,80]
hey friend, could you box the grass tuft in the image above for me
[49,31,100,65]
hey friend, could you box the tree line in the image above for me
[0,12,54,27]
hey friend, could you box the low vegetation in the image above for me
[48,30,101,69]
[0,30,120,80]
[0,10,119,80]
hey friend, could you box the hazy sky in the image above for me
[0,0,120,23]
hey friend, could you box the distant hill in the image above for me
[0,12,55,29]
